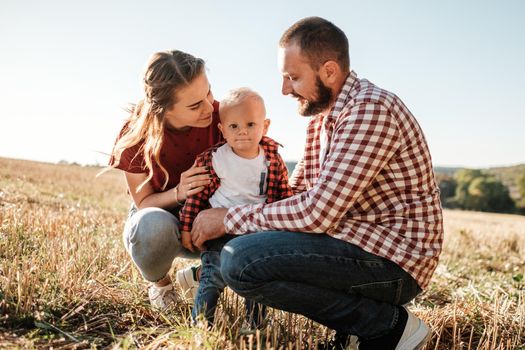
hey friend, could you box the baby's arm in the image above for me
[180,230,194,252]
[276,153,294,200]
[179,156,216,249]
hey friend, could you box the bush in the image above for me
[437,176,457,201]
[452,169,515,213]
[518,173,525,198]
[467,177,515,213]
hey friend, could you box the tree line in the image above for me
[437,169,525,215]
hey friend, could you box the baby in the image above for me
[179,87,293,327]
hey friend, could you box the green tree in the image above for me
[455,168,483,184]
[454,169,483,207]
[435,173,457,203]
[518,173,525,198]
[438,178,457,203]
[467,176,515,213]
[453,169,515,213]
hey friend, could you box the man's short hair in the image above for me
[279,17,350,72]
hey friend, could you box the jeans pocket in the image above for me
[350,278,403,304]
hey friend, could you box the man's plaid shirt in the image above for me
[180,136,293,233]
[224,71,443,289]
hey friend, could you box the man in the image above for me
[191,17,443,350]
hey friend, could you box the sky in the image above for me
[1,0,524,168]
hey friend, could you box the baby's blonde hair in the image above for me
[219,87,265,117]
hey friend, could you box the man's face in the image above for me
[278,43,333,116]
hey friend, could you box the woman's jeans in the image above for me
[192,235,266,327]
[123,205,197,282]
[220,231,422,340]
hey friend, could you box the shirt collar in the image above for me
[259,135,281,153]
[324,70,358,122]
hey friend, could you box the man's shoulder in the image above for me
[349,78,398,109]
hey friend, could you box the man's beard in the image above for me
[295,77,333,116]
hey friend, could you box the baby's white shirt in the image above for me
[209,143,268,208]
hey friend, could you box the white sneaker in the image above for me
[175,265,199,302]
[148,284,180,310]
[395,307,431,350]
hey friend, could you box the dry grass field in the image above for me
[1,157,524,349]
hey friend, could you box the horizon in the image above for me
[1,1,524,168]
[2,154,524,171]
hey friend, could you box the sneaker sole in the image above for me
[396,319,431,350]
[175,268,198,300]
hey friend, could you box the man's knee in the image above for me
[219,237,246,289]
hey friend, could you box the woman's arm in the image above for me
[125,164,211,210]
[125,172,179,210]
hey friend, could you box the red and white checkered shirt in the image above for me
[224,71,443,289]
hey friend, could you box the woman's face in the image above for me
[164,72,214,130]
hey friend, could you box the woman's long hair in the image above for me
[109,50,205,192]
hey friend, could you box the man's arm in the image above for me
[224,102,401,235]
[191,207,228,250]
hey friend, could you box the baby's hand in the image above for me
[181,231,195,252]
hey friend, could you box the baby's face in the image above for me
[219,98,270,158]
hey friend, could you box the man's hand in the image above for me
[181,231,195,252]
[191,208,228,250]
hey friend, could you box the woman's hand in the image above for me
[181,231,195,252]
[177,162,211,202]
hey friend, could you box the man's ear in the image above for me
[263,118,271,135]
[319,60,340,86]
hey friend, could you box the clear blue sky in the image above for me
[1,0,524,168]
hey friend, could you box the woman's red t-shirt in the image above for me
[110,101,222,192]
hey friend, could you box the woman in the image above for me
[108,50,222,309]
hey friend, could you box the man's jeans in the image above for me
[193,235,266,327]
[220,231,421,339]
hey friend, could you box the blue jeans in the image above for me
[220,231,421,339]
[192,235,266,327]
